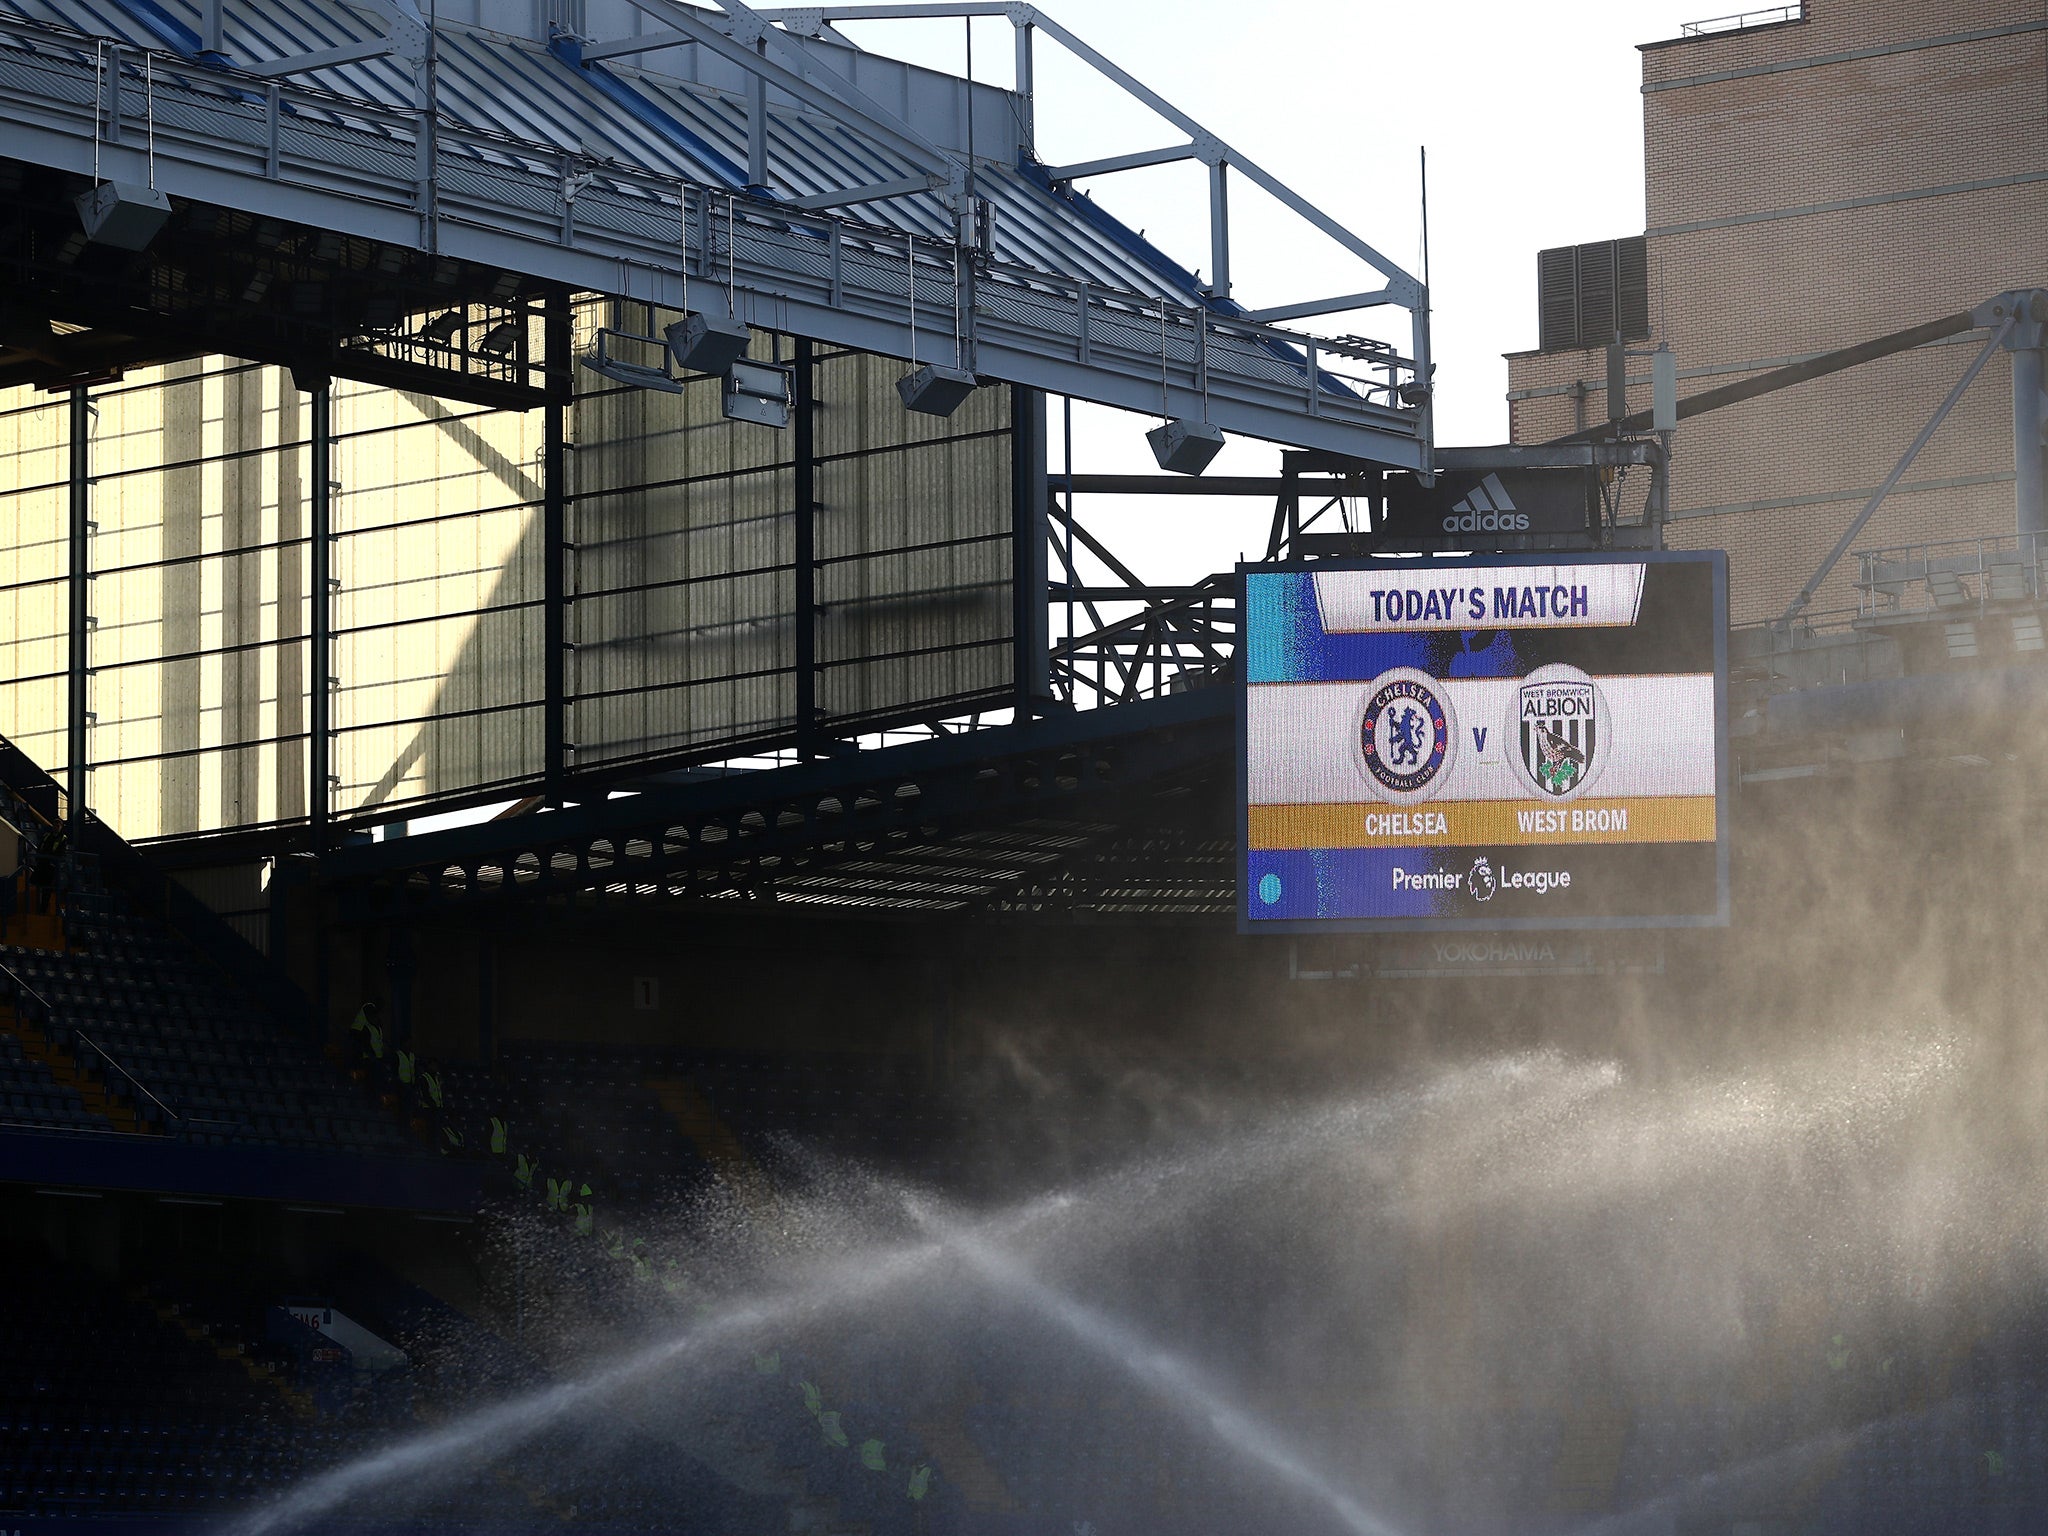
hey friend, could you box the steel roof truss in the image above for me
[1043,144,1200,182]
[752,0,1429,444]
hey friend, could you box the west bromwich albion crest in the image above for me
[1510,665,1607,801]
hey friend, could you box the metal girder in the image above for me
[1239,288,1401,325]
[243,37,401,78]
[0,110,1421,465]
[1019,9,1422,308]
[790,173,947,211]
[1435,442,1659,470]
[1553,311,1980,445]
[1046,144,1198,182]
[577,27,698,62]
[750,1,1427,333]
[1064,475,1361,496]
[1780,315,2016,628]
[759,2,1025,17]
[66,387,89,833]
[757,0,1424,296]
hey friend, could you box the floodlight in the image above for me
[74,181,171,251]
[581,328,684,394]
[896,363,979,418]
[1146,417,1226,476]
[666,311,753,375]
[478,321,520,356]
[723,358,791,428]
[419,311,463,346]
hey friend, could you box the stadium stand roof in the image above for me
[0,0,1433,464]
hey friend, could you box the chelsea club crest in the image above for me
[1358,667,1458,805]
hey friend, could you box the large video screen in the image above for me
[1239,552,1727,932]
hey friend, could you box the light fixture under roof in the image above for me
[723,357,791,428]
[478,320,520,356]
[581,327,684,394]
[419,311,463,346]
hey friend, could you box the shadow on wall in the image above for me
[345,314,1019,817]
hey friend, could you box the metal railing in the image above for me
[0,14,1423,454]
[1736,606,1862,649]
[1856,532,2044,620]
[1681,5,1804,36]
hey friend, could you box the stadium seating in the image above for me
[0,1025,99,1132]
[1,893,416,1154]
[0,729,415,1157]
[0,1254,316,1519]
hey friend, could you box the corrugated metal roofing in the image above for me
[2,0,1199,301]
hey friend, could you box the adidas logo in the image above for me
[1442,472,1530,533]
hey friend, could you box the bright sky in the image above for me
[832,1,1713,584]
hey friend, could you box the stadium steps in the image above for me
[140,1292,315,1422]
[648,1076,777,1211]
[0,1001,150,1134]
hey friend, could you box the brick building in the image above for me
[1505,0,2048,625]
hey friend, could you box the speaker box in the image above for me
[666,311,753,375]
[895,363,980,418]
[1146,417,1226,476]
[75,182,172,251]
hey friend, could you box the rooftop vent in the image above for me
[1536,236,1649,354]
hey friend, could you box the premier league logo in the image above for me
[1510,663,1608,801]
[1358,667,1458,804]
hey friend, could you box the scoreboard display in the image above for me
[1238,552,1727,932]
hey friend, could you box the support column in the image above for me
[792,336,818,756]
[66,387,90,832]
[1012,18,1034,160]
[747,45,768,189]
[308,378,332,848]
[1011,386,1049,713]
[1207,160,1230,299]
[2015,340,2046,539]
[544,290,571,803]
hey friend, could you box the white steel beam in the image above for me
[244,38,400,77]
[577,27,697,61]
[1024,10,1420,304]
[1239,289,1401,325]
[791,173,947,210]
[1044,144,1195,181]
[764,3,1426,310]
